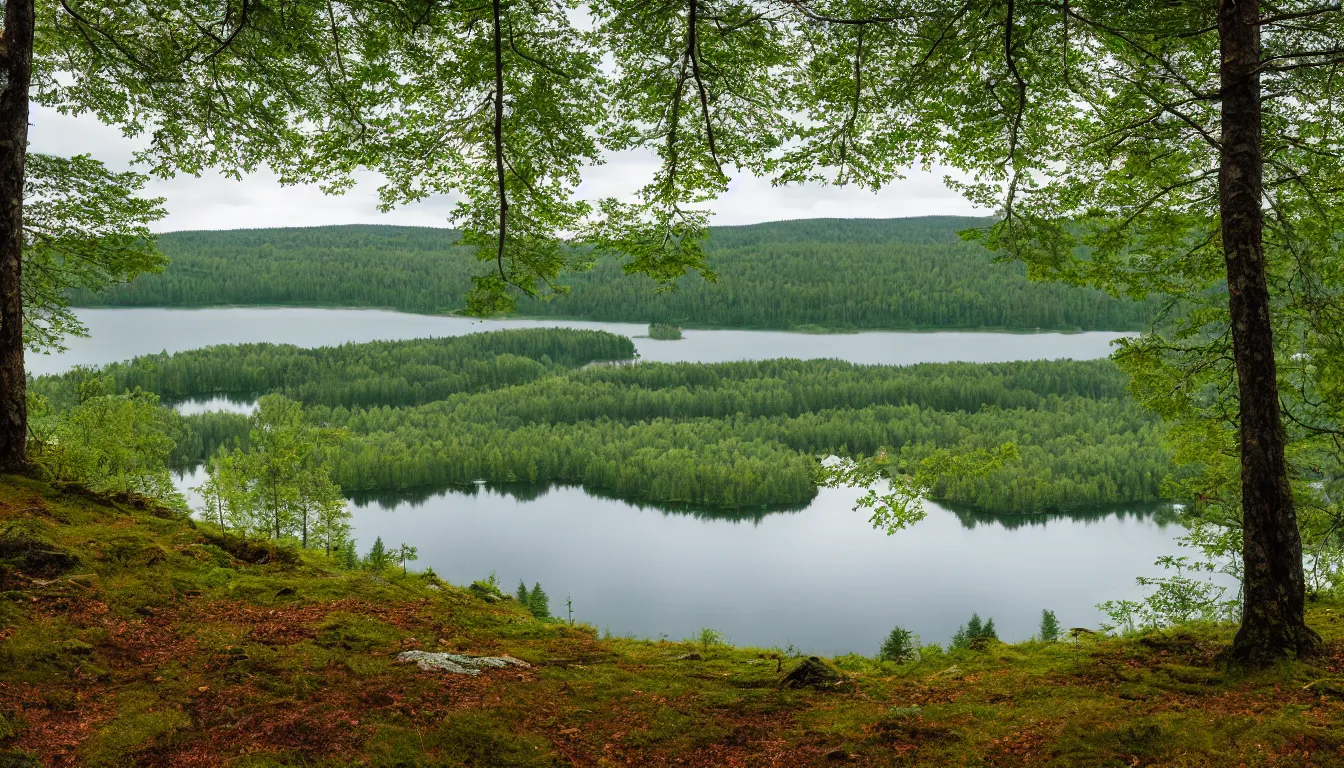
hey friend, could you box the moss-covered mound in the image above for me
[1,474,1343,767]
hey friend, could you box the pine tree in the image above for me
[365,536,389,571]
[1039,610,1061,642]
[981,618,997,642]
[516,580,529,604]
[878,626,918,663]
[527,582,550,619]
[341,540,359,570]
[952,612,996,650]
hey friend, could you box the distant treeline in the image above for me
[35,329,1168,514]
[35,329,635,410]
[75,218,1157,331]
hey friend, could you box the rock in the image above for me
[396,651,531,676]
[58,639,94,656]
[426,583,442,591]
[1069,627,1098,639]
[779,656,845,690]
[671,652,702,661]
[824,747,850,762]
[467,581,509,602]
[0,528,78,578]
[928,664,963,681]
[368,576,392,586]
[274,586,297,597]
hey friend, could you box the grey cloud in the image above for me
[31,104,983,233]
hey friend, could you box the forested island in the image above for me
[33,328,1169,514]
[72,218,1158,332]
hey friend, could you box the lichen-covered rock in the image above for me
[395,651,531,675]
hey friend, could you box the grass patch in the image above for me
[2,473,1344,767]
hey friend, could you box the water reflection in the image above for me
[946,502,1182,531]
[172,393,259,416]
[340,482,1186,653]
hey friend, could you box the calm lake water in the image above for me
[27,307,1130,376]
[53,306,1181,653]
[174,465,1184,655]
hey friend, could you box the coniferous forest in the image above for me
[72,218,1158,331]
[33,328,1168,514]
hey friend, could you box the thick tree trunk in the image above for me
[0,0,33,472]
[1218,0,1321,664]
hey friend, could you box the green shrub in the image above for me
[878,625,919,662]
[647,323,683,340]
[693,627,727,653]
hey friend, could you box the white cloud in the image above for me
[31,104,984,233]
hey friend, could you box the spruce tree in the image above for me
[1039,610,1061,643]
[528,582,551,619]
[365,537,389,571]
[981,618,997,642]
[878,626,917,663]
[516,580,529,605]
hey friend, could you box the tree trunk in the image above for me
[0,0,33,473]
[1218,0,1321,664]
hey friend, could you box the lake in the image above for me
[52,306,1188,654]
[343,487,1184,655]
[27,307,1130,376]
[174,464,1184,655]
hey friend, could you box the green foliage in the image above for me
[365,537,389,571]
[192,394,350,549]
[1039,610,1062,643]
[516,580,529,604]
[393,543,419,574]
[1099,557,1238,636]
[78,220,1155,332]
[951,613,997,650]
[28,370,180,503]
[22,153,167,352]
[527,582,550,619]
[878,626,918,663]
[43,330,1170,514]
[647,323,683,340]
[694,627,727,654]
[34,328,635,409]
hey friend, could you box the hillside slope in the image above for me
[3,476,1343,767]
[74,218,1156,331]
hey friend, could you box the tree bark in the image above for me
[0,0,33,472]
[1218,0,1321,664]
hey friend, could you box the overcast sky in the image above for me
[32,104,984,233]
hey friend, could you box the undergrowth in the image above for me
[2,473,1343,767]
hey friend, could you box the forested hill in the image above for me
[75,217,1157,331]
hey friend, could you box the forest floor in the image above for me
[3,474,1344,767]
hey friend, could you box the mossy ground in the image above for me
[2,474,1344,767]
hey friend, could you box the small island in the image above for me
[648,323,684,340]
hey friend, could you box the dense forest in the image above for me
[35,329,1169,514]
[34,328,635,410]
[73,218,1157,331]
